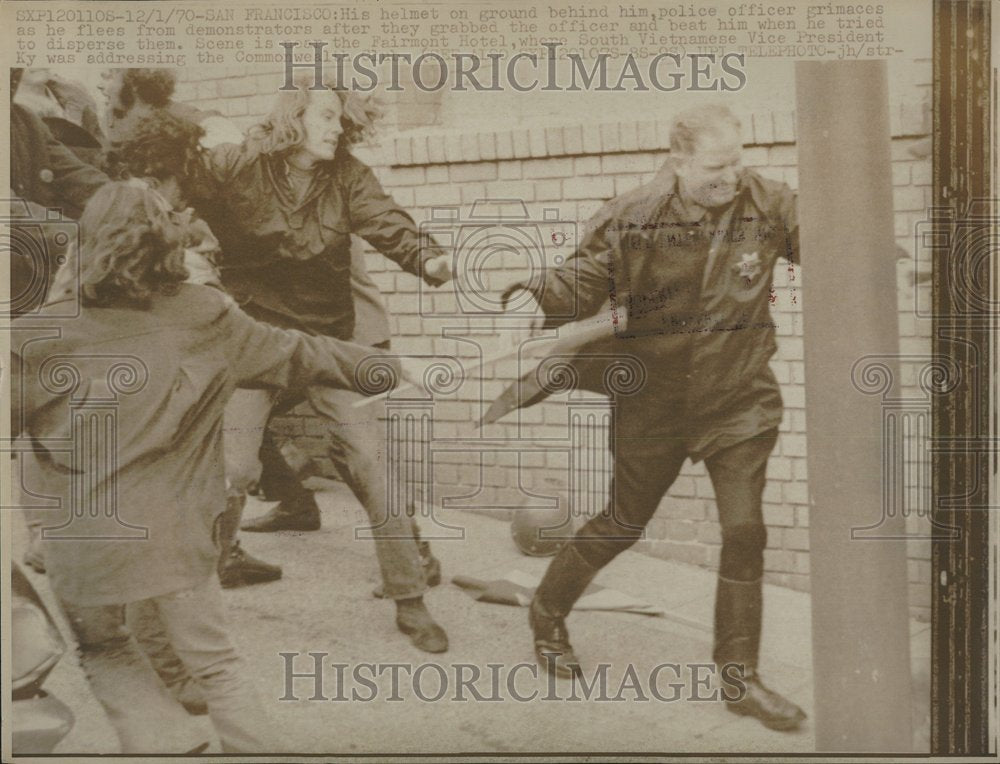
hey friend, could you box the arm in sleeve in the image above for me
[44,126,108,217]
[198,142,245,197]
[344,159,447,286]
[502,207,619,329]
[220,300,400,393]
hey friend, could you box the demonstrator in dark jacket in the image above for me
[193,74,453,653]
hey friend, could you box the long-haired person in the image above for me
[193,73,453,653]
[11,181,415,752]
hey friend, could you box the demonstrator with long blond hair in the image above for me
[192,72,454,653]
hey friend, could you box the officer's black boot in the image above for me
[713,576,806,731]
[217,495,283,588]
[530,543,602,679]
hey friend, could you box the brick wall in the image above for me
[178,68,934,620]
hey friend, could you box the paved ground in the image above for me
[14,480,930,757]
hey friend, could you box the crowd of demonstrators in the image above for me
[98,68,454,648]
[93,68,443,603]
[9,67,451,751]
[10,64,811,750]
[16,69,283,588]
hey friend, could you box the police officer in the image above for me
[505,104,806,731]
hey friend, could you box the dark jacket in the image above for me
[196,143,444,341]
[10,104,109,316]
[11,103,108,219]
[42,75,108,167]
[512,158,798,460]
[12,284,394,605]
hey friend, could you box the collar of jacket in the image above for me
[265,152,338,212]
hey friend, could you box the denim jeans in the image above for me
[222,387,276,496]
[58,576,274,753]
[126,599,198,699]
[224,384,426,600]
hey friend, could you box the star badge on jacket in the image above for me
[736,251,762,287]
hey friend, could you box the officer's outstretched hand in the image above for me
[424,254,453,283]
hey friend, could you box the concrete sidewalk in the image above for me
[15,480,930,756]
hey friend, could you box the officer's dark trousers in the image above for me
[543,422,778,600]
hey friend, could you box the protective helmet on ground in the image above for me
[510,506,573,557]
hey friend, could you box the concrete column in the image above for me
[794,60,914,752]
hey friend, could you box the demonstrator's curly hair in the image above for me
[246,70,382,156]
[112,68,177,117]
[78,182,189,308]
[113,109,206,197]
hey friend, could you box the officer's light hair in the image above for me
[669,105,742,156]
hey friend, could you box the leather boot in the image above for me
[240,492,321,533]
[530,543,603,679]
[216,495,283,588]
[713,576,806,731]
[372,519,442,599]
[396,596,449,653]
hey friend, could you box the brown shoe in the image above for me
[218,542,283,589]
[396,597,448,653]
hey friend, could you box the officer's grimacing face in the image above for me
[298,89,345,163]
[676,127,744,209]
